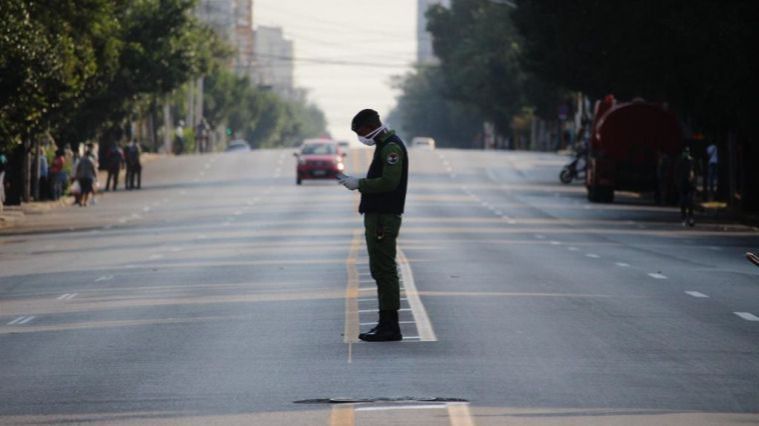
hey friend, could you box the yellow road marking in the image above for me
[447,403,475,426]
[330,404,355,426]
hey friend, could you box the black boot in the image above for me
[358,310,402,342]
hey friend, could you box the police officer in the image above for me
[338,109,408,342]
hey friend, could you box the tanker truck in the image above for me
[585,96,683,203]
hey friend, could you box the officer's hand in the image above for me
[338,175,360,191]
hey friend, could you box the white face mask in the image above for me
[357,125,385,146]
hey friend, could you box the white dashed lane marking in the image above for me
[734,312,759,321]
[7,316,35,325]
[685,291,709,298]
[586,253,600,259]
[57,293,77,301]
[648,272,668,280]
[615,262,631,267]
[94,275,113,282]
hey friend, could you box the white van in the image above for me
[411,137,436,150]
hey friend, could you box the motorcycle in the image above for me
[559,149,587,184]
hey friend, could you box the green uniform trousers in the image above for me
[364,212,402,311]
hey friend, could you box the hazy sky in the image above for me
[254,0,418,141]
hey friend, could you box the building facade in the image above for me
[253,26,295,100]
[196,0,255,79]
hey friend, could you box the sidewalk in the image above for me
[1,153,163,230]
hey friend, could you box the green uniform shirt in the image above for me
[358,131,405,194]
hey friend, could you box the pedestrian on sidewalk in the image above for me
[75,148,97,207]
[49,149,66,201]
[706,142,718,200]
[104,144,124,191]
[174,120,186,155]
[125,140,142,190]
[0,153,6,210]
[38,147,49,200]
[338,109,408,342]
[674,147,696,227]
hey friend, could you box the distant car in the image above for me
[225,139,251,152]
[294,139,345,185]
[411,137,436,150]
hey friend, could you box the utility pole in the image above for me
[163,97,172,154]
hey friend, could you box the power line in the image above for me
[254,53,411,69]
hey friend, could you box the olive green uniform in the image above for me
[358,130,408,312]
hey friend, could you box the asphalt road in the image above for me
[1,147,758,425]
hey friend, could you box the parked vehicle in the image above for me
[411,137,436,150]
[294,139,345,185]
[585,96,683,202]
[225,139,251,152]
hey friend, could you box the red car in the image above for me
[294,139,346,185]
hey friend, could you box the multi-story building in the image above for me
[196,0,255,79]
[417,0,450,65]
[253,26,295,100]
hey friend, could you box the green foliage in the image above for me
[424,0,563,134]
[512,0,758,129]
[0,0,224,153]
[55,0,223,149]
[204,68,327,148]
[387,66,482,148]
[0,0,119,149]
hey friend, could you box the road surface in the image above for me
[1,148,758,425]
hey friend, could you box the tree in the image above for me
[388,66,482,148]
[0,0,120,151]
[54,0,222,150]
[512,0,759,209]
[423,0,564,139]
[204,67,327,148]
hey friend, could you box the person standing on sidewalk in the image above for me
[674,147,696,227]
[125,140,142,190]
[0,154,6,210]
[338,109,408,342]
[75,148,97,206]
[104,144,124,191]
[706,142,718,200]
[49,149,66,201]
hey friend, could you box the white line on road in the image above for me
[685,291,709,298]
[149,254,164,260]
[355,405,448,412]
[734,312,759,321]
[615,262,631,267]
[358,308,411,314]
[58,293,77,301]
[10,316,36,325]
[534,234,545,239]
[8,317,26,325]
[586,253,600,258]
[360,321,416,326]
[648,272,668,279]
[550,241,561,245]
[567,247,579,251]
[398,247,437,341]
[94,275,113,282]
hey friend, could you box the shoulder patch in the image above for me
[386,152,400,165]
